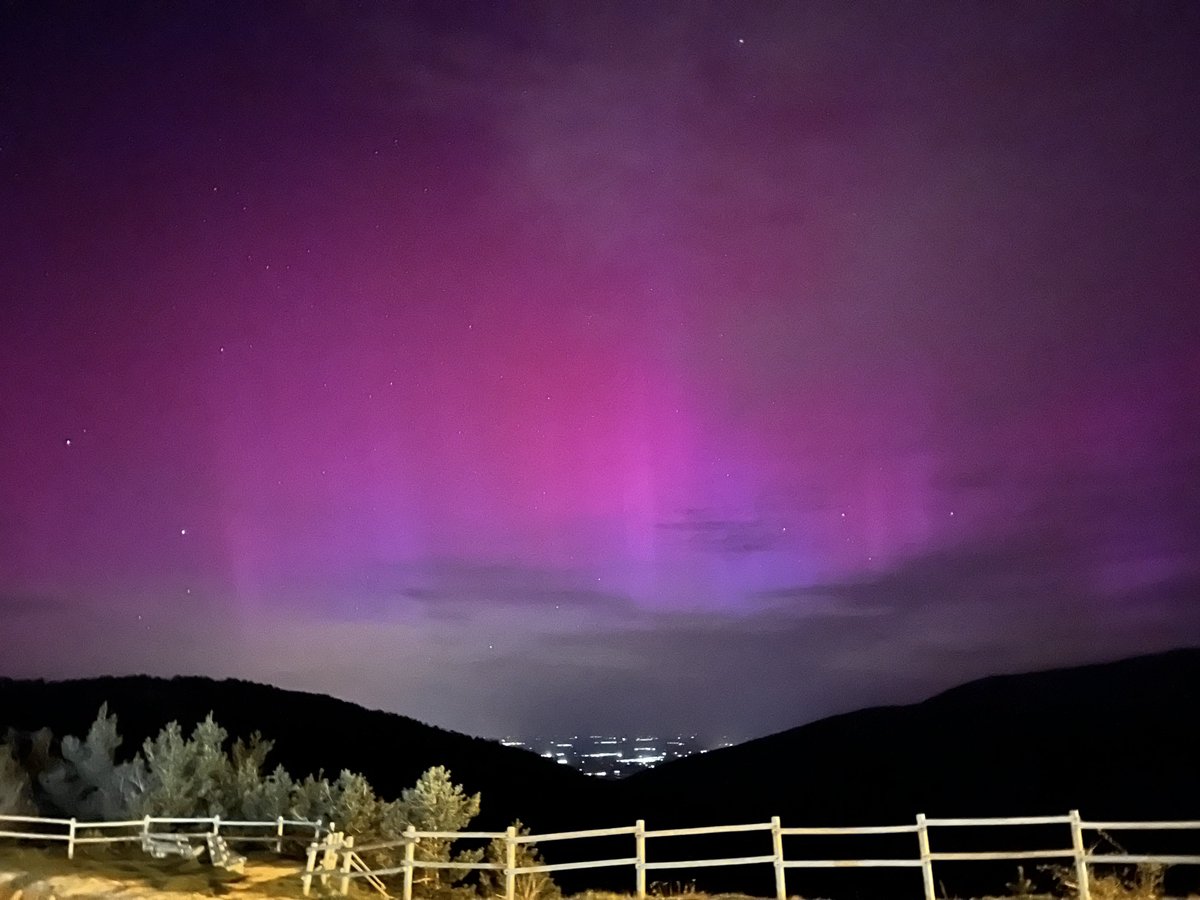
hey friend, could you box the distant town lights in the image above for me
[510,734,713,778]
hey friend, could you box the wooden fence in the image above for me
[4,811,1198,900]
[0,812,328,859]
[304,811,1200,900]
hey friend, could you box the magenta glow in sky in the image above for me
[2,2,1199,740]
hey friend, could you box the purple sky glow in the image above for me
[2,2,1199,741]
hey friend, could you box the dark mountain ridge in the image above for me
[4,650,1199,828]
[610,648,1200,897]
[0,674,607,832]
[617,647,1200,824]
[2,649,1198,897]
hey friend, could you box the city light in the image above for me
[499,734,730,777]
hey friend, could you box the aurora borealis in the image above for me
[2,2,1198,740]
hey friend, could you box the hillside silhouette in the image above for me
[610,648,1200,897]
[617,647,1200,824]
[0,675,608,833]
[3,649,1198,897]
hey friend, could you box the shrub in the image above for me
[8,704,500,898]
[1048,863,1166,900]
[0,743,35,815]
[481,820,561,900]
[37,704,149,819]
[134,714,231,817]
[1042,830,1169,900]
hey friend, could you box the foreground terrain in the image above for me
[4,845,1198,900]
[0,846,309,900]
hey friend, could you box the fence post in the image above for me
[303,841,318,896]
[505,824,517,900]
[143,814,151,847]
[635,819,647,900]
[339,834,355,896]
[321,823,337,890]
[324,831,345,889]
[771,816,787,900]
[916,814,936,900]
[1070,809,1092,900]
[213,814,221,836]
[67,817,77,860]
[276,815,284,854]
[403,824,416,900]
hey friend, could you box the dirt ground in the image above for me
[0,844,340,900]
[0,846,776,900]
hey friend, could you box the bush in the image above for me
[0,743,35,815]
[1044,863,1166,900]
[6,704,510,899]
[1042,830,1169,900]
[135,714,230,817]
[399,766,483,899]
[481,820,561,900]
[37,704,149,819]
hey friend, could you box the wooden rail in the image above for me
[0,813,327,860]
[304,810,1200,900]
[5,810,1199,900]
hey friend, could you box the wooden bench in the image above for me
[142,833,204,859]
[206,833,247,872]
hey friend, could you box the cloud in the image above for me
[0,592,245,683]
[657,510,787,555]
[447,530,1200,739]
[0,592,77,619]
[279,557,642,623]
[227,508,1200,740]
[745,586,894,619]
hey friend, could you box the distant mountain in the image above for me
[0,674,607,832]
[618,648,1200,823]
[612,648,1200,897]
[3,650,1198,897]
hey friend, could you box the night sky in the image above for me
[3,2,1199,742]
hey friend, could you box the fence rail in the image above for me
[519,825,638,843]
[4,810,1198,900]
[781,824,920,835]
[301,811,1200,900]
[0,813,328,860]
